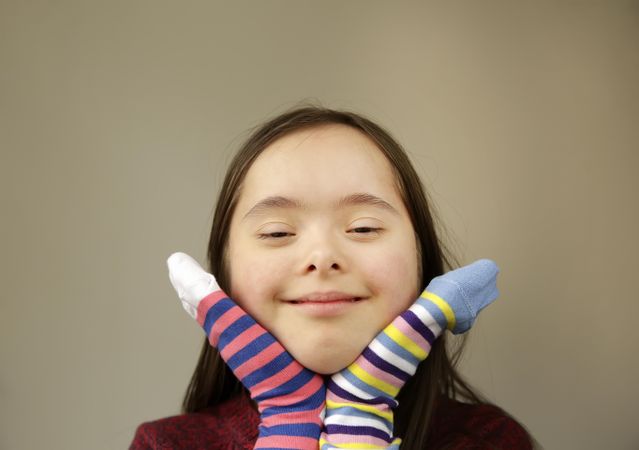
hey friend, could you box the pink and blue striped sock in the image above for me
[319,259,500,449]
[167,252,326,450]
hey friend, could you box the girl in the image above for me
[131,106,534,449]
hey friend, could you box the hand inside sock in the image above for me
[319,259,500,449]
[167,252,326,450]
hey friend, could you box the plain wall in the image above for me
[1,1,638,449]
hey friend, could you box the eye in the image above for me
[256,221,295,240]
[348,227,382,234]
[347,218,384,238]
[258,231,294,239]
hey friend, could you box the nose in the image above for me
[300,233,346,276]
[306,260,341,273]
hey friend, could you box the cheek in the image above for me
[228,251,291,312]
[364,247,420,313]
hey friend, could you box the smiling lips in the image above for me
[286,291,366,304]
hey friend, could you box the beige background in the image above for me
[1,1,638,449]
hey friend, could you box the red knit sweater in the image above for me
[130,393,532,449]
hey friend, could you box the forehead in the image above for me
[240,124,401,201]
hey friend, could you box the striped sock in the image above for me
[319,259,500,449]
[167,252,326,450]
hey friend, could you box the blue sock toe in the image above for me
[425,259,500,334]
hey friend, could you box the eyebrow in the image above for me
[242,192,399,219]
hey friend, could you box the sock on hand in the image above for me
[320,259,500,449]
[167,252,326,450]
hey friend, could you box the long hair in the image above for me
[182,105,520,447]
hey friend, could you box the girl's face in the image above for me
[227,124,420,374]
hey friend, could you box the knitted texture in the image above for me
[320,259,500,449]
[129,392,534,450]
[167,252,325,450]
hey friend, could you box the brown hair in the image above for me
[182,105,529,448]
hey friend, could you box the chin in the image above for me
[294,350,358,375]
[281,332,371,375]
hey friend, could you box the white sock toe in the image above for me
[167,252,219,311]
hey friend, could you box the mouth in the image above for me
[282,292,367,317]
[286,291,367,304]
[287,297,364,305]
